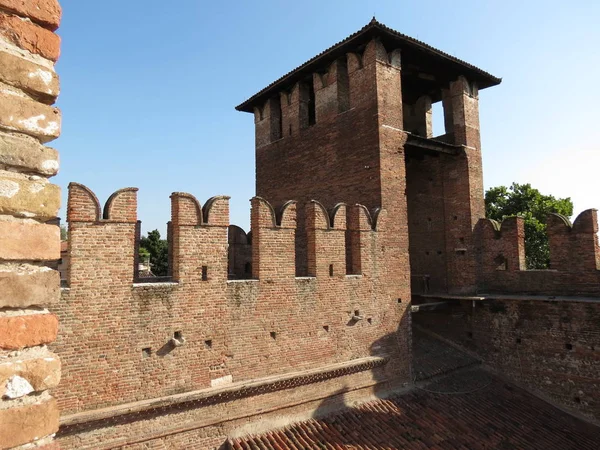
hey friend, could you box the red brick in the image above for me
[0,0,62,30]
[0,313,58,349]
[0,13,61,61]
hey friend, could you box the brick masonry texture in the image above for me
[0,0,62,30]
[0,49,60,101]
[0,220,60,260]
[413,297,600,423]
[0,313,59,349]
[0,0,62,447]
[473,210,600,296]
[51,21,600,448]
[0,12,61,61]
[0,266,59,308]
[0,173,61,219]
[0,90,61,142]
[0,131,59,176]
[0,351,61,395]
[0,396,60,448]
[53,185,410,427]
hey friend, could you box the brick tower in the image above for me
[237,19,500,295]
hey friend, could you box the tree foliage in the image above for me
[139,229,169,276]
[484,183,573,269]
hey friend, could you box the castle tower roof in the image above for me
[236,19,501,112]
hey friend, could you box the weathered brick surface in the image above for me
[0,131,59,175]
[0,397,60,448]
[414,297,600,422]
[52,184,410,450]
[255,41,384,276]
[475,210,600,296]
[406,153,448,293]
[0,221,59,260]
[0,175,60,219]
[0,90,61,142]
[57,367,389,449]
[0,49,59,101]
[0,352,61,395]
[0,266,59,307]
[0,313,59,349]
[0,0,61,448]
[0,12,61,61]
[0,0,62,30]
[49,18,600,449]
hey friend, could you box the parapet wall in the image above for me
[53,183,411,448]
[413,296,600,423]
[475,210,600,296]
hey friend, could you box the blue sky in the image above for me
[55,0,600,235]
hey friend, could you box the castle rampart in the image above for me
[473,210,600,296]
[53,183,410,447]
[8,12,598,448]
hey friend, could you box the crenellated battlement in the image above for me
[249,37,404,149]
[476,209,600,295]
[65,184,390,288]
[55,183,409,422]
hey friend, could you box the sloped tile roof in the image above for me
[236,19,501,113]
[230,369,600,449]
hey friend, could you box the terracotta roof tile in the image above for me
[231,369,600,450]
[236,19,501,113]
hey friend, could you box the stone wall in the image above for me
[413,296,600,423]
[52,184,411,448]
[0,0,62,448]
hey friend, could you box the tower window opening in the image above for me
[270,96,282,141]
[337,57,350,113]
[308,82,316,126]
[300,81,317,128]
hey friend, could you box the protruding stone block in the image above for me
[0,221,59,260]
[0,353,61,396]
[0,131,59,175]
[0,50,60,101]
[0,91,61,142]
[0,397,60,448]
[0,13,61,61]
[0,267,60,308]
[0,313,59,349]
[0,0,62,31]
[0,175,60,220]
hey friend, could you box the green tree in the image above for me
[139,229,169,276]
[484,183,573,269]
[60,224,68,241]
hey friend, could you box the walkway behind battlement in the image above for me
[230,330,600,449]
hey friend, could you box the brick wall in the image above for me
[406,153,448,293]
[52,183,411,447]
[255,40,386,276]
[252,38,412,376]
[0,1,63,448]
[475,210,600,296]
[414,297,600,423]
